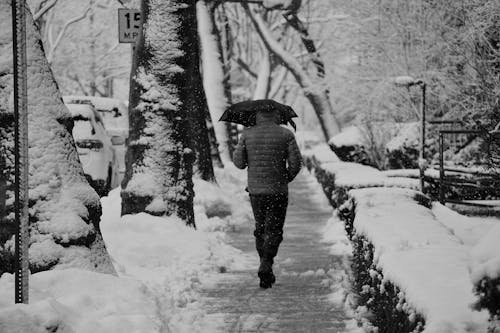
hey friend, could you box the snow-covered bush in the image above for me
[328,126,375,167]
[471,224,500,328]
[386,122,420,169]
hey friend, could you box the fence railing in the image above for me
[438,129,500,206]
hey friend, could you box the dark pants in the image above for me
[249,193,288,273]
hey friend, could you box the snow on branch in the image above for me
[33,0,58,21]
[46,5,91,63]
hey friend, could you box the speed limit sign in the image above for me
[118,9,142,43]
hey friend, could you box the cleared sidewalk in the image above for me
[200,171,348,332]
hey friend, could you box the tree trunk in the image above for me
[243,4,341,140]
[0,0,114,275]
[121,0,197,227]
[197,0,233,164]
[253,42,272,99]
[186,2,215,182]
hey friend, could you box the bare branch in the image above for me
[47,6,92,63]
[96,42,120,63]
[283,13,325,78]
[33,0,58,21]
[66,70,89,96]
[234,57,258,78]
[95,70,129,85]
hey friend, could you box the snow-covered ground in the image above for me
[0,166,255,333]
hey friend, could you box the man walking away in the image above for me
[233,108,302,288]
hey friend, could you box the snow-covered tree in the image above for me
[121,0,199,226]
[243,3,341,140]
[0,0,114,275]
[197,0,234,164]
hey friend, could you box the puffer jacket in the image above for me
[233,114,302,194]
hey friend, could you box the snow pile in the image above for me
[193,165,253,232]
[347,187,489,333]
[0,166,253,332]
[0,269,157,333]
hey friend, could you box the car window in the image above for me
[72,117,96,140]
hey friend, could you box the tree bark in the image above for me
[197,0,233,164]
[186,1,215,182]
[121,0,196,227]
[0,0,114,274]
[243,4,341,140]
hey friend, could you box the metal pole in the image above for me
[439,133,445,204]
[12,0,29,304]
[419,83,426,194]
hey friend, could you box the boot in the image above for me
[258,257,275,288]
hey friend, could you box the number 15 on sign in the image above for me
[118,9,142,43]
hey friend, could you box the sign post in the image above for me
[12,0,29,304]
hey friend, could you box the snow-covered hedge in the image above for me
[471,223,500,323]
[303,148,418,208]
[305,148,491,332]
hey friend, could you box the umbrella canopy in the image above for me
[219,99,298,130]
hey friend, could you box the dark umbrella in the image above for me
[219,99,298,130]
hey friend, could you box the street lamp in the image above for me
[394,76,427,193]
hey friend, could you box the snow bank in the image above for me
[345,187,489,333]
[0,166,253,332]
[193,165,253,232]
[0,269,157,333]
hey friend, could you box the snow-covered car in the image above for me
[66,103,120,197]
[63,96,128,182]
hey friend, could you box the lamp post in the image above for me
[394,76,427,193]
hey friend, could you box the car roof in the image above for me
[65,103,104,124]
[63,95,126,113]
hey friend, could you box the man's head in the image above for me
[256,109,280,125]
